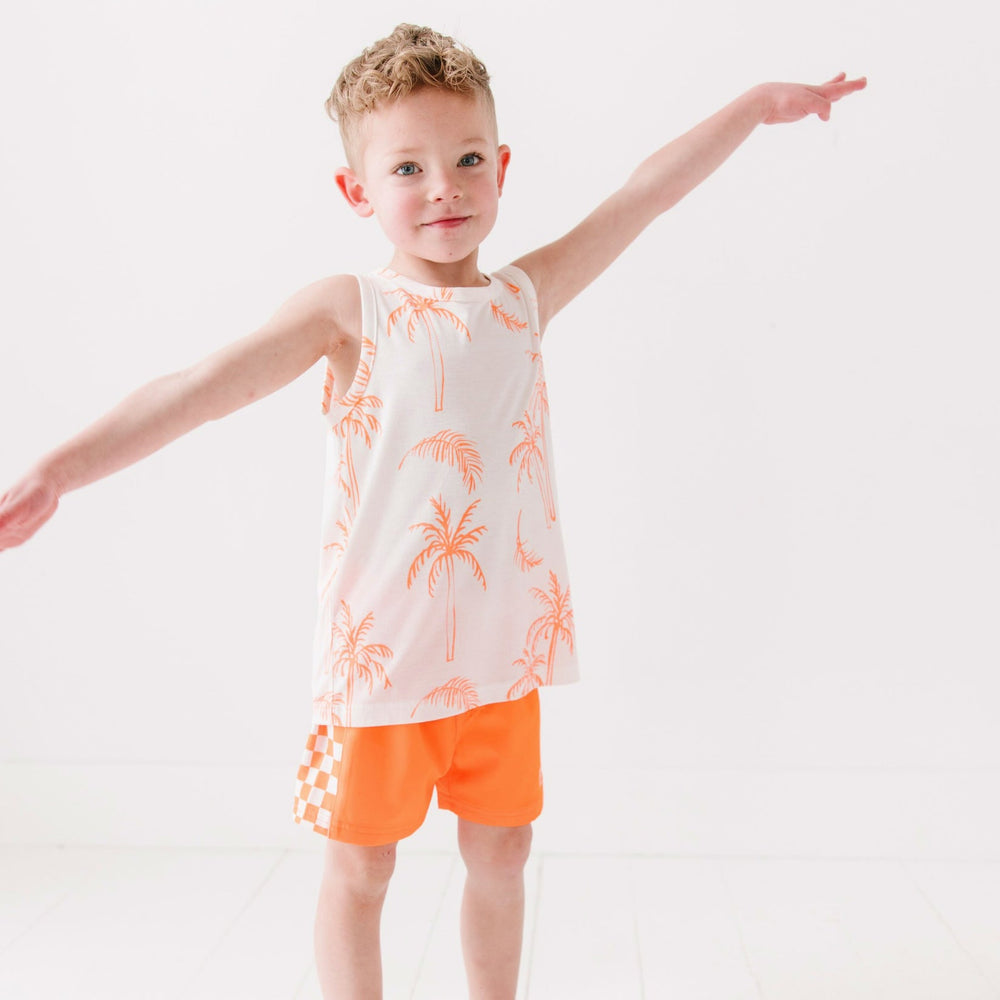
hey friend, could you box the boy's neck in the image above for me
[388,249,490,288]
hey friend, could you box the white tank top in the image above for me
[309,265,579,727]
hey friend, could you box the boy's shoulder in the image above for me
[296,273,361,358]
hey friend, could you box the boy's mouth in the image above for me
[423,216,470,229]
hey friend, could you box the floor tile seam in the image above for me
[900,857,1000,997]
[177,848,291,993]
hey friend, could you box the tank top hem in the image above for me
[309,670,581,729]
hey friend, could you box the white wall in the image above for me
[2,0,997,857]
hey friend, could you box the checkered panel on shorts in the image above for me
[292,725,343,837]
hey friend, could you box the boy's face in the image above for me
[335,88,511,284]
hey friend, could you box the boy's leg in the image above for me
[457,817,533,1000]
[314,838,398,1000]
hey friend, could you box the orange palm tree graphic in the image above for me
[319,509,352,606]
[386,287,472,412]
[514,510,543,572]
[509,406,556,526]
[333,390,382,518]
[407,495,488,662]
[527,570,575,686]
[506,644,546,700]
[490,300,527,332]
[328,600,393,726]
[398,430,484,494]
[312,691,347,728]
[529,370,549,417]
[411,676,480,718]
[321,364,334,415]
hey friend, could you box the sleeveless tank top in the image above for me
[309,264,579,727]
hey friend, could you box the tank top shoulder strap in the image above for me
[492,264,541,333]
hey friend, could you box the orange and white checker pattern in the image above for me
[292,725,343,836]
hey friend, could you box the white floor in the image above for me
[1,846,999,1000]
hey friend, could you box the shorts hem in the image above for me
[292,811,423,846]
[436,793,543,827]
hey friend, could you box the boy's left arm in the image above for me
[513,73,866,332]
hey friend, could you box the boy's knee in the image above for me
[322,840,397,902]
[458,820,532,880]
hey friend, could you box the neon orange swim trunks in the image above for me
[292,689,542,845]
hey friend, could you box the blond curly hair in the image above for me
[326,24,496,167]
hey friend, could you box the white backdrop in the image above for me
[1,0,997,857]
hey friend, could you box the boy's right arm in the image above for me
[0,273,360,551]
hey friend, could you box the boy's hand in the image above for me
[0,471,60,552]
[755,73,867,124]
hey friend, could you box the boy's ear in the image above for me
[334,167,374,218]
[496,144,512,197]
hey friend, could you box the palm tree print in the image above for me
[321,364,334,415]
[398,430,484,494]
[386,287,471,412]
[509,405,557,526]
[515,510,543,572]
[407,495,488,662]
[312,691,346,727]
[491,300,527,332]
[506,644,546,700]
[527,570,575,686]
[410,676,480,718]
[529,370,549,418]
[333,390,382,518]
[319,508,352,606]
[328,600,393,726]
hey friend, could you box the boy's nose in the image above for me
[427,172,462,201]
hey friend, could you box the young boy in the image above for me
[0,22,865,1000]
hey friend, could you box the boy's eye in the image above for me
[395,163,419,176]
[459,153,483,167]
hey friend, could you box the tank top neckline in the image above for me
[376,265,515,301]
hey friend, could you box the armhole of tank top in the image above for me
[324,273,379,416]
[496,264,542,341]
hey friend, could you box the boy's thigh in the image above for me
[436,689,543,827]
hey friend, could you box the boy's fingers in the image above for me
[802,89,833,120]
[815,78,866,103]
